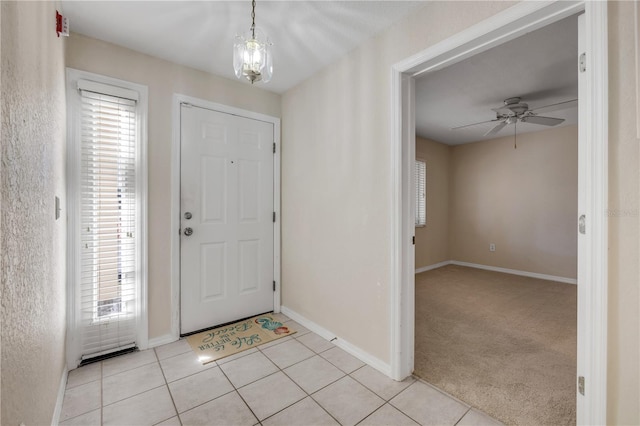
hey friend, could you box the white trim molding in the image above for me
[51,367,69,426]
[147,334,179,349]
[416,260,577,284]
[390,2,607,424]
[415,260,452,274]
[171,94,282,338]
[450,261,577,285]
[281,306,391,377]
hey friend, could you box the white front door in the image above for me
[180,104,274,334]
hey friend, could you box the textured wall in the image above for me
[1,2,67,424]
[66,34,281,340]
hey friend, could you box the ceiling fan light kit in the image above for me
[233,0,273,84]
[452,96,578,140]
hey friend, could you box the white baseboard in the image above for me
[148,333,179,348]
[280,306,392,377]
[450,260,578,285]
[415,260,452,274]
[52,366,68,426]
[415,259,577,284]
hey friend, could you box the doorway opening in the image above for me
[411,13,579,424]
[390,2,608,425]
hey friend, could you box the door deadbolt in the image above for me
[184,212,192,220]
[184,227,193,236]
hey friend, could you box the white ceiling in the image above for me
[61,1,425,94]
[415,14,579,145]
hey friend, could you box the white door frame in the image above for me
[390,1,608,425]
[170,94,281,338]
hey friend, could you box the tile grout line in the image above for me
[454,407,473,426]
[100,362,103,426]
[150,347,180,425]
[216,359,263,425]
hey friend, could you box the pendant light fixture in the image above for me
[233,0,273,84]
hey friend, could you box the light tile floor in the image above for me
[60,314,502,426]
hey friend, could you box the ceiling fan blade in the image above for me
[484,121,507,137]
[521,115,565,126]
[531,99,578,114]
[451,119,499,131]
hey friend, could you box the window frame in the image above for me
[65,68,148,369]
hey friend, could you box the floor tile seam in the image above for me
[279,360,346,396]
[453,407,473,426]
[150,411,181,426]
[160,355,182,422]
[254,336,292,351]
[236,363,310,423]
[250,391,309,423]
[318,351,360,375]
[170,387,236,415]
[255,337,318,369]
[347,370,411,403]
[296,338,336,355]
[101,383,168,409]
[233,387,267,424]
[350,399,389,426]
[305,392,355,426]
[160,360,218,384]
[102,360,164,386]
[100,362,104,425]
[388,380,473,426]
[215,348,259,366]
[214,358,262,423]
[155,346,192,362]
[59,407,102,425]
[262,349,318,371]
[102,358,158,378]
[64,372,102,391]
[413,376,471,408]
[386,399,428,426]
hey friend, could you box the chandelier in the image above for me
[233,0,273,84]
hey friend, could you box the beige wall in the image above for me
[607,2,640,424]
[281,1,516,363]
[1,2,67,424]
[449,125,578,279]
[66,34,281,340]
[415,137,451,268]
[282,0,638,421]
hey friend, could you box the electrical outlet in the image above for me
[489,243,496,252]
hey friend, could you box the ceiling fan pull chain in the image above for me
[514,120,517,149]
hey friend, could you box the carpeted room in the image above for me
[411,16,580,424]
[413,125,578,425]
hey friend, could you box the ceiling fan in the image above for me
[451,97,578,137]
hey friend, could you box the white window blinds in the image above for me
[415,160,426,226]
[79,86,139,359]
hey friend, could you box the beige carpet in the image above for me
[414,265,576,425]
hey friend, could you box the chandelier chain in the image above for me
[251,0,256,38]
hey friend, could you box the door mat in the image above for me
[186,314,295,364]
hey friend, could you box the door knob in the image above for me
[184,227,193,236]
[184,212,192,220]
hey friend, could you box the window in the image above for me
[67,70,147,365]
[415,160,426,226]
